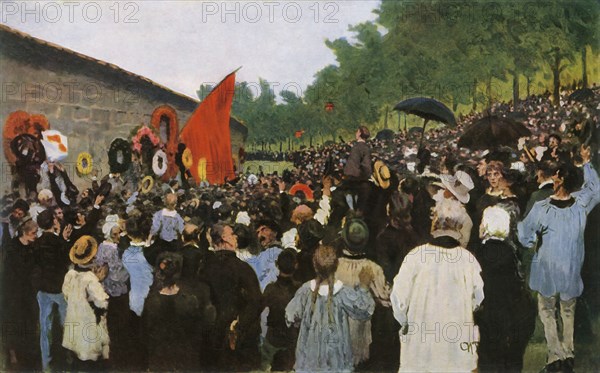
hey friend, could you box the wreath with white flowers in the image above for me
[152,149,168,177]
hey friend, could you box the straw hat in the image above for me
[439,170,474,204]
[69,235,98,265]
[373,160,391,189]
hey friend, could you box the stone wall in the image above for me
[0,25,246,192]
[1,57,192,189]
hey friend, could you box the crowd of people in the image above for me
[1,88,599,372]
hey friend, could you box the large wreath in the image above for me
[151,106,179,180]
[3,111,50,164]
[131,125,160,154]
[108,138,132,174]
[152,149,168,177]
[76,152,93,175]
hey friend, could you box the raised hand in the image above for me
[63,224,73,240]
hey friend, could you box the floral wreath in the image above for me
[108,138,132,174]
[151,106,179,180]
[131,125,160,154]
[140,175,154,194]
[152,149,168,177]
[76,152,93,175]
[3,111,50,164]
[289,183,314,201]
[182,148,193,169]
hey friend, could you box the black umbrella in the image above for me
[393,97,456,148]
[458,115,531,150]
[375,129,395,140]
[568,88,595,102]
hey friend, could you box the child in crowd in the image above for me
[262,248,301,371]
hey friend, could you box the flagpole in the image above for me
[211,66,242,90]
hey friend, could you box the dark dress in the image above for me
[375,223,423,283]
[198,249,262,371]
[263,276,301,371]
[143,291,201,371]
[475,239,536,372]
[470,193,521,253]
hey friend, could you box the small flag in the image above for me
[294,130,305,139]
[41,130,68,161]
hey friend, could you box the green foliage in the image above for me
[198,0,599,146]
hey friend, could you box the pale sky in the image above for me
[1,0,381,100]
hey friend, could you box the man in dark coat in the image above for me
[375,192,423,283]
[176,222,215,360]
[64,194,105,244]
[2,219,40,370]
[178,223,212,286]
[343,126,372,214]
[1,198,30,248]
[32,209,73,370]
[198,222,262,371]
[524,161,556,217]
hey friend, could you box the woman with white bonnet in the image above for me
[391,199,484,372]
[475,206,535,372]
[432,170,474,248]
[94,214,131,369]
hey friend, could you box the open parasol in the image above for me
[458,115,531,150]
[393,97,456,148]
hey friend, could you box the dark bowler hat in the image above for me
[341,218,369,253]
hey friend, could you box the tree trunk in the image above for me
[513,74,520,110]
[280,141,282,153]
[582,47,588,88]
[472,79,477,111]
[397,112,402,132]
[526,76,531,97]
[383,106,389,129]
[452,97,458,112]
[309,134,313,148]
[552,50,561,105]
[486,77,493,109]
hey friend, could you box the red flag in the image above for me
[180,72,236,184]
[294,130,304,138]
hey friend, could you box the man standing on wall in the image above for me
[343,126,372,215]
